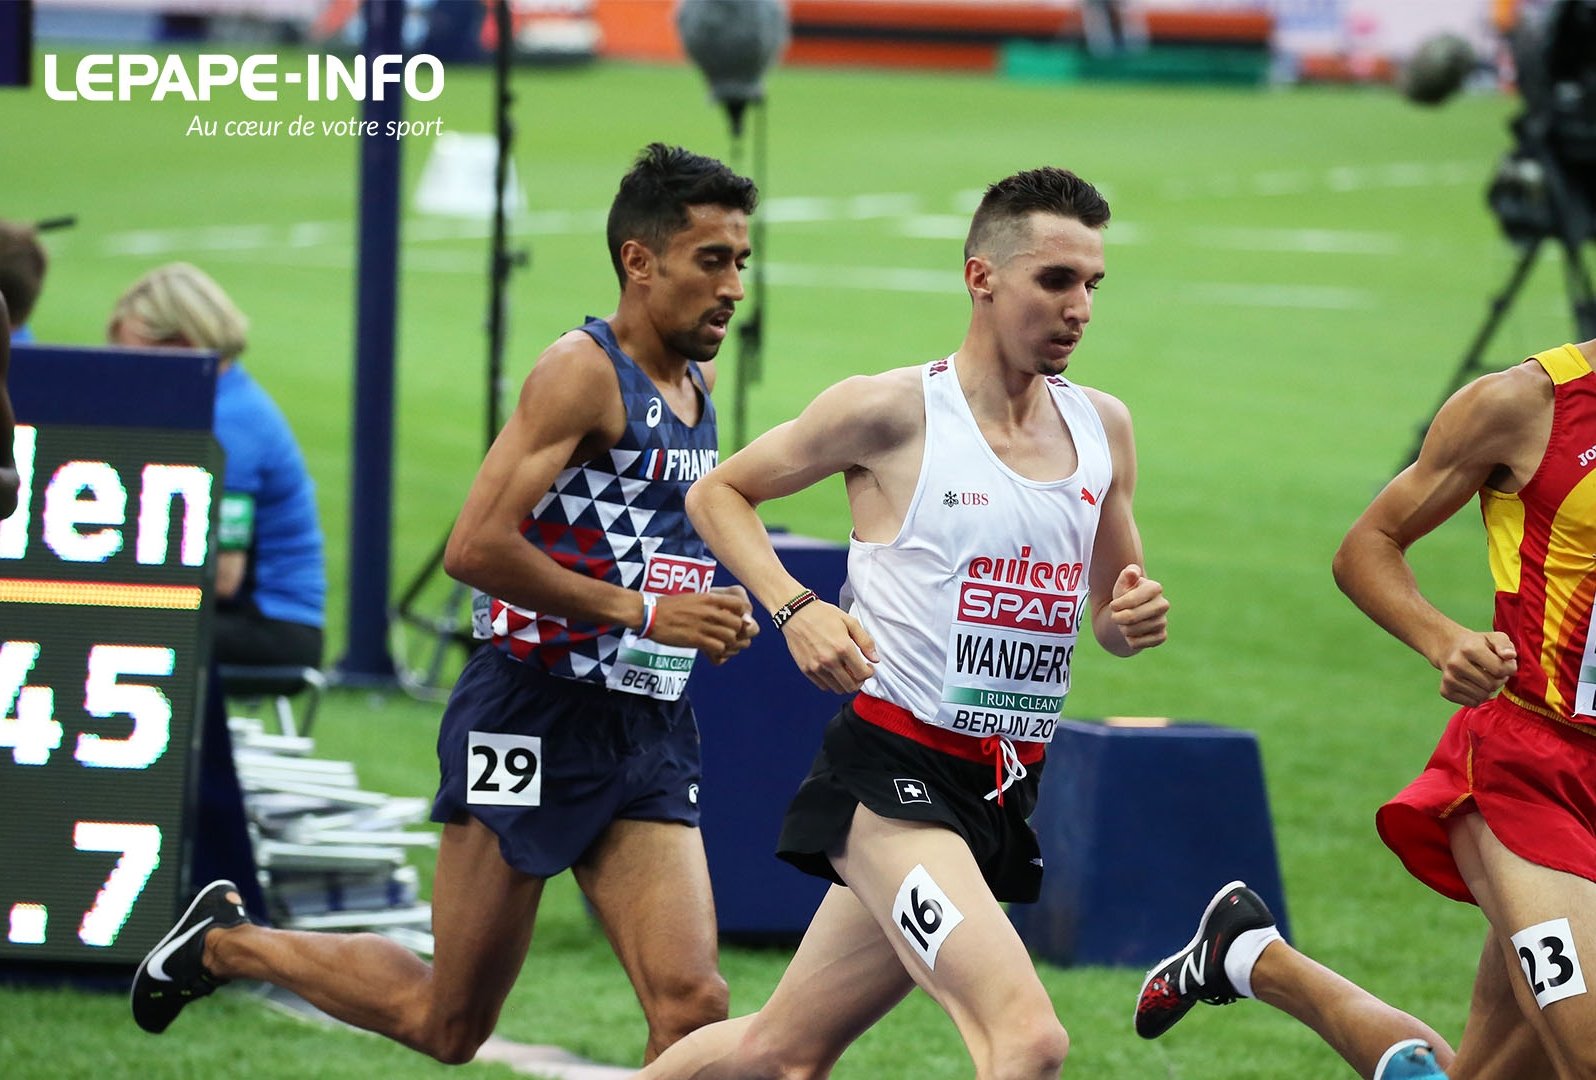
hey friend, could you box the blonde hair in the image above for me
[108,262,249,360]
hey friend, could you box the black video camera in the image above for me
[1488,0,1596,244]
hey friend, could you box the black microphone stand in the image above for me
[723,95,767,450]
[391,0,526,699]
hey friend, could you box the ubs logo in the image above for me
[944,490,988,508]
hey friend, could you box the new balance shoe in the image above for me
[131,879,249,1034]
[1134,880,1276,1039]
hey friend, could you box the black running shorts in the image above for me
[776,700,1047,903]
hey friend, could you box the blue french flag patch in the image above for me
[644,449,665,479]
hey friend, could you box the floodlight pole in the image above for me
[335,0,403,686]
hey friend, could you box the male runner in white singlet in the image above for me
[638,167,1169,1078]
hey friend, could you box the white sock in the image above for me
[1223,926,1283,998]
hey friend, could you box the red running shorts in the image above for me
[1377,695,1596,903]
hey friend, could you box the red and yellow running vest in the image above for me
[1485,343,1596,725]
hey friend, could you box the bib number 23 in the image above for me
[1512,917,1588,1009]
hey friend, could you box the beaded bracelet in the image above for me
[771,588,819,630]
[638,593,658,639]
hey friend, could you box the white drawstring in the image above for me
[982,735,1028,803]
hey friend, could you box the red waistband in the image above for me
[852,693,1048,765]
[1501,689,1596,736]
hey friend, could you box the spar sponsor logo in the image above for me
[957,581,1080,634]
[641,553,716,595]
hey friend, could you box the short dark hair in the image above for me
[606,143,758,286]
[964,167,1110,263]
[0,221,48,327]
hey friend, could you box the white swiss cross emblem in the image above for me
[895,778,931,805]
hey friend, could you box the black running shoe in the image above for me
[1134,880,1275,1040]
[131,879,249,1034]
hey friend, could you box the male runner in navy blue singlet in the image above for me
[132,145,759,1066]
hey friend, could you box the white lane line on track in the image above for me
[143,242,1379,308]
[1189,226,1403,255]
[179,245,1382,308]
[1163,159,1483,200]
[1187,282,1374,309]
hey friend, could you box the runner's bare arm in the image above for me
[444,333,746,656]
[686,371,920,691]
[1084,389,1166,657]
[1332,365,1549,705]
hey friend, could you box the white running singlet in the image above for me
[848,356,1112,744]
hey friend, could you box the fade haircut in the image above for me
[107,262,249,361]
[0,221,48,328]
[964,167,1110,264]
[606,143,758,286]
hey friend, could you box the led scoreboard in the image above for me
[0,345,221,970]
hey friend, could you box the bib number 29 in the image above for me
[467,732,541,807]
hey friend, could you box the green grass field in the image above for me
[1,42,1585,1078]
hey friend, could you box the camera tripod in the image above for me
[1398,147,1596,469]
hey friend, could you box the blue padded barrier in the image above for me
[687,534,844,942]
[1009,719,1290,967]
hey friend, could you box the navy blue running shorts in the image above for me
[431,646,703,877]
[776,701,1047,903]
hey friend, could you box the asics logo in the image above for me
[146,917,214,981]
[1177,950,1206,994]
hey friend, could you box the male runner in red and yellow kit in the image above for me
[1134,339,1596,1079]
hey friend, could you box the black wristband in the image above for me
[771,588,819,630]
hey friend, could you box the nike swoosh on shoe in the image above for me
[147,917,215,982]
